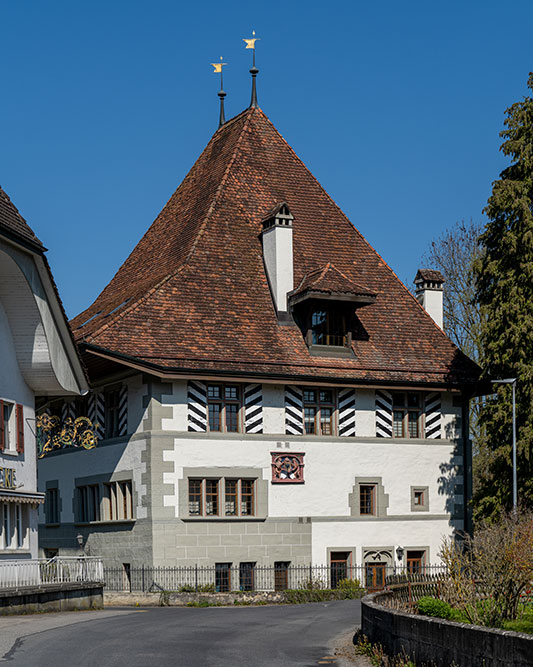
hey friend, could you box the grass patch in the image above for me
[502,607,533,634]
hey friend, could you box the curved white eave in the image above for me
[0,238,88,396]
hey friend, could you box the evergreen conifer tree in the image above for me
[474,73,533,521]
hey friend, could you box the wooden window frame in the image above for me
[359,484,376,516]
[206,384,243,433]
[46,488,60,525]
[392,392,423,439]
[78,484,101,523]
[104,480,133,521]
[302,388,337,436]
[406,549,427,573]
[306,307,351,348]
[189,478,255,518]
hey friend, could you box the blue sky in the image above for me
[1,0,532,317]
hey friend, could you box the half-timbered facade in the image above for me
[37,103,479,578]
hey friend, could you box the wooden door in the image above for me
[330,551,350,589]
[365,562,386,591]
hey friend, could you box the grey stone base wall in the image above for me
[362,592,533,667]
[40,518,311,567]
[39,519,152,566]
[0,583,103,615]
[152,518,312,567]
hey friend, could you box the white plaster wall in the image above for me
[262,384,286,433]
[162,435,458,519]
[37,439,148,523]
[310,519,451,565]
[161,380,188,431]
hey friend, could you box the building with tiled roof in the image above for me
[38,83,480,587]
[0,185,88,559]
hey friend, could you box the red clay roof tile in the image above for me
[73,107,479,387]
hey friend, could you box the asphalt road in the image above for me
[1,600,361,666]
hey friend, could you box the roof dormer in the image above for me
[289,263,376,357]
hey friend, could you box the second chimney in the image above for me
[414,269,445,329]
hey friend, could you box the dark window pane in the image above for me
[392,392,405,407]
[408,393,420,408]
[225,386,238,400]
[408,412,419,438]
[189,479,202,516]
[239,562,255,591]
[304,407,316,434]
[241,480,254,516]
[319,390,333,404]
[393,411,404,437]
[207,385,221,399]
[321,407,332,435]
[303,390,316,403]
[225,480,237,516]
[205,480,219,516]
[208,403,221,431]
[226,404,239,432]
[215,563,231,592]
[360,485,375,515]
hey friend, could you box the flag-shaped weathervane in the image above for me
[211,56,227,128]
[243,30,260,108]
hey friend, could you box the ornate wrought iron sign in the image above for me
[36,414,98,458]
[271,452,305,483]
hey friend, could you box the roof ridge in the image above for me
[83,109,255,344]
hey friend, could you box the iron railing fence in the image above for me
[0,557,104,588]
[104,564,447,593]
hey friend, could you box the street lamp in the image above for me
[491,378,517,511]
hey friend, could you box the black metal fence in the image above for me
[104,564,447,593]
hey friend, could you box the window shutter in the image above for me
[16,404,24,453]
[0,400,4,451]
[375,390,393,437]
[424,392,442,439]
[118,384,128,436]
[338,388,356,436]
[244,384,263,434]
[188,381,207,432]
[285,386,303,435]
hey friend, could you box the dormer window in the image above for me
[288,263,376,357]
[311,308,347,347]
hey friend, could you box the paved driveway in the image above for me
[0,600,361,666]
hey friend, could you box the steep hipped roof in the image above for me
[73,107,479,387]
[0,186,44,250]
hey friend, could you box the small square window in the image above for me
[411,486,429,512]
[225,386,238,400]
[303,390,316,403]
[207,385,221,399]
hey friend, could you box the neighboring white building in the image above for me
[0,186,88,559]
[37,100,480,586]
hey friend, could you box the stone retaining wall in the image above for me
[0,582,104,615]
[105,590,286,606]
[362,592,533,667]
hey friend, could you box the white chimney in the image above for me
[414,269,445,329]
[261,203,294,316]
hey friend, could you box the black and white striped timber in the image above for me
[188,381,208,432]
[285,386,304,435]
[244,384,263,434]
[338,388,356,437]
[375,389,393,437]
[88,392,105,439]
[118,385,128,436]
[424,392,442,439]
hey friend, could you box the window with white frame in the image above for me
[0,503,28,550]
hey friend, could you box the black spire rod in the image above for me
[243,31,260,108]
[211,57,227,128]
